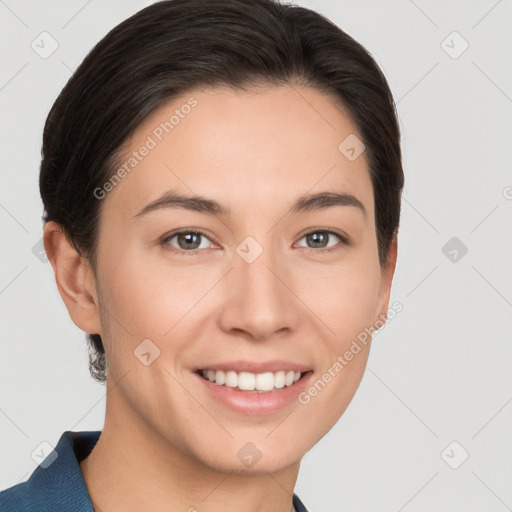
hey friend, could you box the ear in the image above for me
[43,221,102,336]
[373,233,398,323]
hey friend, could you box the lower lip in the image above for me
[195,371,314,415]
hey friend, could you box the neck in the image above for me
[79,380,300,512]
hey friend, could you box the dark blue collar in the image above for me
[0,431,98,511]
[0,430,309,511]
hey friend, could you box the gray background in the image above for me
[1,0,511,510]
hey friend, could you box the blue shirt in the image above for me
[0,431,309,511]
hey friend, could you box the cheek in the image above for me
[297,273,378,433]
[99,250,193,328]
[298,257,381,340]
[95,251,213,368]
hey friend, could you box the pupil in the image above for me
[308,232,326,248]
[179,232,200,249]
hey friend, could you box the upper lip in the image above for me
[195,360,312,373]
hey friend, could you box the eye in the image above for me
[294,229,348,254]
[160,228,349,256]
[161,229,216,255]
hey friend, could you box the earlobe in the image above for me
[43,221,102,336]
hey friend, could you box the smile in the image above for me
[194,360,313,414]
[200,369,301,393]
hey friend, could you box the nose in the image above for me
[217,243,300,341]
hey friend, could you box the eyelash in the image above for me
[160,228,349,256]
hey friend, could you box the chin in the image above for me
[205,453,300,476]
[190,435,308,476]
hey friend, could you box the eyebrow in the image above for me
[133,189,367,220]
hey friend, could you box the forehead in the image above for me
[101,84,374,222]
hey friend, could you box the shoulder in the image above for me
[0,430,101,512]
[0,480,33,512]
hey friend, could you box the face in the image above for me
[82,85,395,474]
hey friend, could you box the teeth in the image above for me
[201,369,302,392]
[274,371,285,389]
[214,370,225,385]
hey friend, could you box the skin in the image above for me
[44,84,397,512]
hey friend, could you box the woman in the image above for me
[0,0,403,510]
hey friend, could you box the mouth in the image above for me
[196,368,310,393]
[193,360,314,414]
